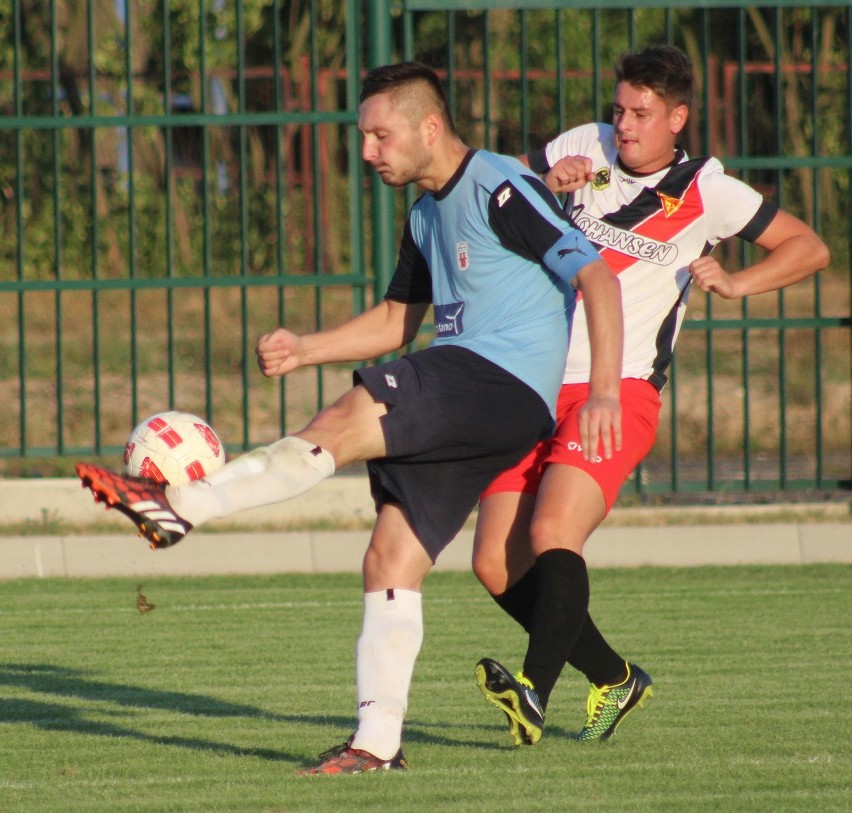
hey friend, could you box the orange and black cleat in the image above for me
[296,741,408,776]
[75,463,192,549]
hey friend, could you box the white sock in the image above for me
[350,589,423,760]
[164,436,335,527]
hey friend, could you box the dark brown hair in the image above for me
[615,45,694,109]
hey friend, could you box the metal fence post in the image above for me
[367,0,397,304]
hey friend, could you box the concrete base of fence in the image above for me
[0,478,848,580]
[1,524,850,581]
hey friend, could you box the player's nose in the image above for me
[361,138,378,163]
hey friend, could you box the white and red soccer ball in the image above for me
[123,411,226,485]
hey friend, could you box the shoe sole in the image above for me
[296,763,403,776]
[475,662,542,746]
[296,752,408,775]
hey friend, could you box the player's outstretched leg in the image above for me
[296,738,408,776]
[475,657,544,746]
[575,662,654,742]
[76,463,192,549]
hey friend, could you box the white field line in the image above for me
[0,584,846,619]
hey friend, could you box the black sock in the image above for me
[490,567,536,632]
[522,549,589,710]
[492,563,627,688]
[568,614,628,687]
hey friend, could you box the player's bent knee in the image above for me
[471,546,512,595]
[363,537,432,592]
[300,387,388,464]
[529,514,587,557]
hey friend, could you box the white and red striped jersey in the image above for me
[529,123,776,389]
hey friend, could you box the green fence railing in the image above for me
[0,0,849,499]
[396,1,851,496]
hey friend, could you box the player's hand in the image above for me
[578,394,622,462]
[689,256,740,299]
[545,155,594,195]
[255,328,303,377]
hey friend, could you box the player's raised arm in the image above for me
[543,155,595,195]
[518,147,594,195]
[255,298,430,378]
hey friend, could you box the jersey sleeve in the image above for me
[527,146,551,175]
[383,217,433,304]
[699,167,777,243]
[526,123,603,178]
[737,200,778,242]
[487,174,602,286]
[542,126,592,168]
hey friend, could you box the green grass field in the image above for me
[1,566,848,812]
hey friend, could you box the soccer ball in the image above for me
[123,411,226,485]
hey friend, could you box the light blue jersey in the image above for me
[387,149,603,418]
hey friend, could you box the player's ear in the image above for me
[670,103,688,135]
[422,112,442,145]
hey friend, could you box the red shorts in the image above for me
[482,378,661,512]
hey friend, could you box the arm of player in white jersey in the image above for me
[689,209,830,299]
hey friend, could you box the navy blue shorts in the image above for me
[354,345,552,561]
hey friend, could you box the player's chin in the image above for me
[617,142,639,161]
[380,173,408,187]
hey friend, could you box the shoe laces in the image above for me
[514,672,535,690]
[584,682,613,725]
[316,741,350,761]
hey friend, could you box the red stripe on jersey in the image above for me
[598,177,704,274]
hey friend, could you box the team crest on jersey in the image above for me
[456,241,470,271]
[592,167,610,190]
[658,191,685,217]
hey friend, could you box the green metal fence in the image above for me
[0,0,849,499]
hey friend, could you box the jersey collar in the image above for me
[615,147,687,180]
[432,149,477,201]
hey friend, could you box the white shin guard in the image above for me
[165,436,335,527]
[351,589,424,760]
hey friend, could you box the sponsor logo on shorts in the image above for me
[385,374,398,388]
[434,302,465,336]
[565,440,603,464]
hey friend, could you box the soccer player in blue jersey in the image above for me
[75,62,624,774]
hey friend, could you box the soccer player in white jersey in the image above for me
[75,62,624,773]
[472,44,830,747]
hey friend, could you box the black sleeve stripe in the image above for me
[520,173,577,226]
[736,200,778,243]
[384,218,433,303]
[488,180,564,264]
[527,147,551,175]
